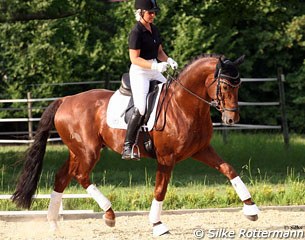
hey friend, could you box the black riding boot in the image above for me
[122,108,143,160]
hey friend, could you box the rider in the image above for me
[122,0,178,160]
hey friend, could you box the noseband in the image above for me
[208,68,241,112]
[172,67,241,112]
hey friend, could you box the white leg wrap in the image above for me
[230,176,251,201]
[243,203,260,216]
[47,191,63,222]
[86,184,111,211]
[149,199,163,224]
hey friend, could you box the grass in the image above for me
[0,132,304,211]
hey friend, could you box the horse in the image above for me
[12,54,259,237]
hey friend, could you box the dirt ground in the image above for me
[0,207,304,240]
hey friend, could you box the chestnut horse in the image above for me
[12,54,259,237]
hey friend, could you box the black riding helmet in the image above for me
[135,0,160,12]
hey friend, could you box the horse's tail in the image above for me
[11,99,63,209]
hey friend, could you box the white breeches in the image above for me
[129,60,167,116]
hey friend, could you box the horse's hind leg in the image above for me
[47,156,73,231]
[192,145,259,221]
[69,147,116,227]
[47,148,115,231]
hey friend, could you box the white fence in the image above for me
[0,75,289,145]
[0,194,93,216]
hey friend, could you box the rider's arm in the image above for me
[129,49,156,69]
[157,45,168,62]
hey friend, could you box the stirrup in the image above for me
[131,144,140,161]
[122,144,140,161]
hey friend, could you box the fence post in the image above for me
[222,128,228,144]
[27,92,33,140]
[277,68,289,147]
[104,76,109,89]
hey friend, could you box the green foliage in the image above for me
[0,0,304,132]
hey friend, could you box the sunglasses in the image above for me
[147,11,156,15]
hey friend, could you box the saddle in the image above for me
[119,73,160,158]
[119,73,160,125]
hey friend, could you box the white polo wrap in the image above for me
[243,203,260,216]
[149,198,163,224]
[86,184,111,211]
[153,223,169,237]
[47,190,63,222]
[230,176,251,201]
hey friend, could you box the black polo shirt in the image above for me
[128,21,162,60]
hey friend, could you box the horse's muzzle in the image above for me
[222,111,240,125]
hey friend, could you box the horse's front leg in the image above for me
[149,163,173,237]
[192,145,259,221]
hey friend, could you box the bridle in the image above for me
[208,68,241,112]
[171,67,241,113]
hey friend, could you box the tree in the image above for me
[0,0,304,133]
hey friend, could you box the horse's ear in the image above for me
[233,55,245,66]
[219,56,226,68]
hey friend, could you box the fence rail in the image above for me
[0,193,90,200]
[0,194,92,213]
[0,75,289,145]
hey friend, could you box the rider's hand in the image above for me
[151,62,169,73]
[167,57,178,70]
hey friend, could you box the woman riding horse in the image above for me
[123,0,178,160]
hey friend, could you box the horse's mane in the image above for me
[177,53,224,79]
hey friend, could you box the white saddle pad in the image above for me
[106,83,164,131]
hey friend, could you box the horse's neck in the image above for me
[175,62,211,108]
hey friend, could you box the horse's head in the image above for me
[206,55,245,125]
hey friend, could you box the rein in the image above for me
[171,75,217,108]
[154,66,240,131]
[170,69,241,112]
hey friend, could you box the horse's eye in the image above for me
[222,85,228,91]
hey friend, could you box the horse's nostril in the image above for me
[228,119,234,124]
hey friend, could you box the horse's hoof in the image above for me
[245,214,258,221]
[49,221,59,232]
[153,222,170,237]
[103,214,115,227]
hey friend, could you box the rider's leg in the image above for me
[123,61,167,160]
[129,64,150,116]
[122,64,149,160]
[122,108,143,160]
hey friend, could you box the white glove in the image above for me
[167,57,178,70]
[151,62,169,73]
